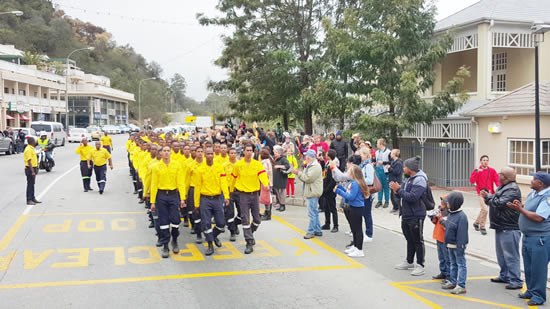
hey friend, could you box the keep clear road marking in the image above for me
[0,215,365,289]
[0,164,79,252]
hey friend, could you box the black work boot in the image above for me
[261,205,271,221]
[161,244,170,258]
[196,233,203,244]
[156,237,162,247]
[171,238,179,254]
[214,237,222,248]
[229,232,236,242]
[277,205,286,212]
[244,239,254,254]
[205,242,215,256]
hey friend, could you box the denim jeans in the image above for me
[306,197,321,235]
[375,166,390,202]
[363,196,373,237]
[436,241,450,277]
[495,230,522,286]
[448,247,467,288]
[522,235,550,304]
[45,151,53,162]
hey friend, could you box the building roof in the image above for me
[463,81,550,116]
[448,98,488,118]
[436,0,550,32]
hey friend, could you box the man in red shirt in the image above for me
[310,136,329,154]
[469,155,500,235]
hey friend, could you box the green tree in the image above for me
[169,73,187,112]
[199,0,332,134]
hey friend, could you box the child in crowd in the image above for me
[430,195,449,282]
[286,147,298,198]
[441,192,469,294]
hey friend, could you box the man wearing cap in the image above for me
[330,131,348,172]
[390,156,428,276]
[507,172,550,306]
[292,149,323,239]
[481,167,523,290]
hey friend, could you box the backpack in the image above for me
[420,184,435,211]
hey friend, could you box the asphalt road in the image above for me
[0,136,538,308]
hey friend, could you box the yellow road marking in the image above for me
[0,215,29,251]
[401,286,524,309]
[0,265,359,289]
[28,211,146,217]
[390,283,442,309]
[272,215,364,267]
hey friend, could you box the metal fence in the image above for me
[399,141,474,188]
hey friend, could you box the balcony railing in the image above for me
[69,84,135,101]
[0,60,65,84]
[1,93,67,111]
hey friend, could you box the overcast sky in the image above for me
[53,0,479,101]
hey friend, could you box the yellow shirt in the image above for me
[232,158,269,192]
[150,160,185,204]
[184,160,205,199]
[287,156,298,179]
[75,145,94,161]
[194,162,229,207]
[125,139,132,151]
[24,145,38,167]
[101,135,113,147]
[214,155,229,165]
[224,160,238,192]
[143,158,160,197]
[139,152,152,179]
[89,148,111,166]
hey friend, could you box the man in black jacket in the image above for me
[482,167,523,290]
[321,150,338,232]
[330,131,348,172]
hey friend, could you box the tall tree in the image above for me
[169,73,187,111]
[199,0,331,134]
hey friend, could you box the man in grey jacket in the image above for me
[292,149,323,239]
[482,167,523,290]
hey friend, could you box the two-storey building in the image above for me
[400,0,550,190]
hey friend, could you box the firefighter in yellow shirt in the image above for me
[100,132,113,153]
[185,147,205,243]
[215,143,230,165]
[194,148,230,256]
[224,147,241,241]
[150,145,185,258]
[181,146,196,228]
[231,144,270,254]
[75,138,95,192]
[142,146,162,246]
[87,141,113,194]
[24,137,40,205]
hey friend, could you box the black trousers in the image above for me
[200,196,225,242]
[187,187,202,234]
[130,161,138,191]
[390,190,401,211]
[224,192,238,233]
[25,167,37,201]
[239,191,260,241]
[321,196,338,227]
[156,193,181,245]
[94,164,107,191]
[401,218,425,266]
[80,160,93,190]
[349,206,364,250]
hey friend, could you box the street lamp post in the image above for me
[532,22,550,172]
[65,47,94,129]
[138,77,157,127]
[0,11,23,16]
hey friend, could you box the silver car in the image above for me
[0,131,15,155]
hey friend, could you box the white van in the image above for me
[30,121,67,146]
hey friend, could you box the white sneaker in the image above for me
[410,264,425,276]
[394,260,415,270]
[345,246,357,254]
[363,236,373,243]
[348,248,364,257]
[345,230,353,237]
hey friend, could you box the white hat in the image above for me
[40,131,47,136]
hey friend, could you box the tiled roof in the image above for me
[463,81,550,116]
[436,0,550,31]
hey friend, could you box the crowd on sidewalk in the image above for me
[118,120,549,306]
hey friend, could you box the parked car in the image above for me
[0,131,15,155]
[30,121,67,146]
[102,125,120,134]
[11,127,38,145]
[86,126,103,141]
[118,125,130,134]
[128,124,140,132]
[68,128,92,143]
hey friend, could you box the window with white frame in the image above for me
[492,52,507,92]
[508,139,550,175]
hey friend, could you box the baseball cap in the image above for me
[530,172,550,186]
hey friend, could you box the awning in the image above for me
[19,114,31,121]
[5,114,15,120]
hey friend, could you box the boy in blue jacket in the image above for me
[441,192,469,294]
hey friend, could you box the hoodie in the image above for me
[397,170,428,220]
[442,192,469,248]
